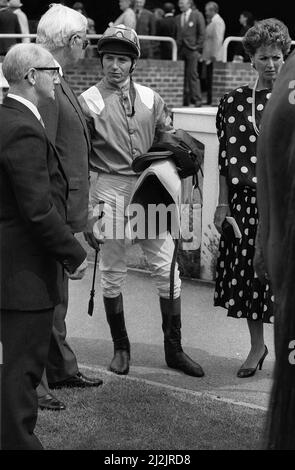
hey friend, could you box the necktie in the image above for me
[181,12,186,28]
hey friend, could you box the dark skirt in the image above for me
[214,187,274,323]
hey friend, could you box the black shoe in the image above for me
[38,393,66,411]
[109,350,130,375]
[237,345,268,378]
[48,372,103,389]
[166,350,205,377]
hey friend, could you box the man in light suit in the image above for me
[35,3,103,411]
[134,0,156,58]
[201,2,225,104]
[8,0,30,43]
[0,43,88,450]
[175,0,205,106]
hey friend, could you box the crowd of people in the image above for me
[0,1,257,106]
[1,1,295,452]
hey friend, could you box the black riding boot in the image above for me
[104,294,130,375]
[160,297,204,377]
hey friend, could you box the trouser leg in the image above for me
[206,63,213,105]
[1,308,53,450]
[186,51,202,106]
[45,275,78,383]
[90,173,137,374]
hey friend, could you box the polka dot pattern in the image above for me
[217,85,270,189]
[214,187,274,323]
[215,87,274,323]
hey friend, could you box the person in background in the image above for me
[79,24,205,380]
[255,31,295,451]
[154,7,164,21]
[155,2,177,60]
[109,0,136,29]
[134,0,156,58]
[200,2,225,105]
[8,0,30,43]
[35,3,103,412]
[0,0,21,55]
[233,11,255,62]
[72,1,96,34]
[213,18,291,378]
[175,0,205,107]
[0,43,87,450]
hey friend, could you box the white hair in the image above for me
[2,43,54,85]
[36,3,88,52]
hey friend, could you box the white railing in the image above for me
[222,36,295,62]
[0,33,178,61]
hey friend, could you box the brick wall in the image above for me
[64,58,185,110]
[212,61,257,105]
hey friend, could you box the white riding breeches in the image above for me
[90,172,181,299]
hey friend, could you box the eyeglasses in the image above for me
[24,67,60,79]
[71,34,89,50]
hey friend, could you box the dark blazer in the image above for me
[39,75,91,233]
[156,15,177,60]
[0,7,21,55]
[257,51,295,296]
[175,9,205,54]
[135,8,156,58]
[0,97,86,311]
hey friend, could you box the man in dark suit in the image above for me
[134,0,156,58]
[0,43,88,450]
[35,3,103,411]
[155,2,177,60]
[175,0,205,106]
[0,0,21,55]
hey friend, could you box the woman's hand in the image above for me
[214,204,231,234]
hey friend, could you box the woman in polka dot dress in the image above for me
[213,19,291,378]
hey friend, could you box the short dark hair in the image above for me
[242,18,292,58]
[240,11,255,27]
[163,2,175,14]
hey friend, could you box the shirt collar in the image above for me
[185,8,192,19]
[54,58,63,76]
[7,93,42,121]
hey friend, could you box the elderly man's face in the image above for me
[34,61,60,101]
[205,5,215,20]
[178,0,191,13]
[69,28,88,63]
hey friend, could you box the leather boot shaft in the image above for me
[160,296,204,377]
[103,294,130,374]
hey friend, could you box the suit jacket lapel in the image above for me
[3,96,68,187]
[59,76,91,152]
[3,96,43,128]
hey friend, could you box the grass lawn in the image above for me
[36,370,267,450]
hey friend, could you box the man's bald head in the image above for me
[2,43,55,86]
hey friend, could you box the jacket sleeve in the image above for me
[196,11,206,53]
[3,125,86,273]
